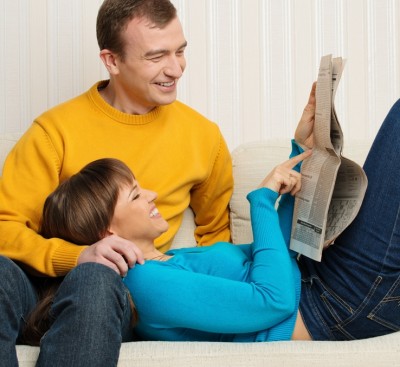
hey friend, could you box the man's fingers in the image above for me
[301,82,316,116]
[78,234,145,276]
[111,238,145,267]
[105,251,129,276]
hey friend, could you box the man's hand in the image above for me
[258,150,312,195]
[295,82,316,149]
[77,234,145,276]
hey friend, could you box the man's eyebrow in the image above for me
[144,41,188,58]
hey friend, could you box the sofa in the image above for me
[1,133,399,366]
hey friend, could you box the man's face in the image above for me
[111,16,187,114]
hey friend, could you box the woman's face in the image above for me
[109,180,169,243]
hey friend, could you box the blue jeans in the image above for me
[299,99,400,340]
[0,257,134,366]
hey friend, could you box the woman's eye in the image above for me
[132,193,140,201]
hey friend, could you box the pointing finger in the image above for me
[283,150,312,168]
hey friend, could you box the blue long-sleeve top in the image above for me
[123,140,303,342]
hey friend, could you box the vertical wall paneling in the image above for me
[18,0,29,132]
[366,0,378,136]
[0,0,7,132]
[334,0,347,138]
[293,0,315,130]
[229,0,242,149]
[205,0,219,128]
[314,0,347,137]
[283,0,295,138]
[29,0,48,124]
[240,0,261,144]
[345,0,368,141]
[47,0,83,106]
[6,0,20,132]
[388,0,399,116]
[259,0,272,140]
[366,0,399,136]
[81,0,106,88]
[396,0,400,101]
[46,0,59,108]
[72,0,83,97]
[259,0,297,140]
[173,0,210,117]
[1,0,399,148]
[171,0,188,104]
[2,0,30,133]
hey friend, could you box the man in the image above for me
[0,0,233,365]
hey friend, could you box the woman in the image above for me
[26,88,400,343]
[24,145,312,343]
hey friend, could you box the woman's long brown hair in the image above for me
[21,158,138,345]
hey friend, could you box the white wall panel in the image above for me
[1,0,399,151]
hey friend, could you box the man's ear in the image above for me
[99,49,120,75]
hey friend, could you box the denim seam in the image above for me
[319,282,354,315]
[379,203,400,273]
[303,274,382,340]
[367,274,400,331]
[332,275,382,339]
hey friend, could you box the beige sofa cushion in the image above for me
[230,140,291,244]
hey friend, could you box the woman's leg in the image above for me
[0,256,37,366]
[299,99,400,340]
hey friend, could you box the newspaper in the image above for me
[289,54,368,262]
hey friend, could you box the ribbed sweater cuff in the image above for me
[52,242,88,275]
[247,187,279,205]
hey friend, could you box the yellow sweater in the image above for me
[0,81,233,276]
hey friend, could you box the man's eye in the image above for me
[150,56,163,62]
[132,193,140,200]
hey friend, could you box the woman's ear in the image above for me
[106,228,115,236]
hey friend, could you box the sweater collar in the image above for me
[88,80,164,125]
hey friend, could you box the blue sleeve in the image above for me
[277,139,304,254]
[126,189,296,335]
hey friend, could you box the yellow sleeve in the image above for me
[0,123,87,276]
[190,132,233,246]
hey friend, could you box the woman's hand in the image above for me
[258,150,312,195]
[294,82,316,149]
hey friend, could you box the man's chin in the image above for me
[155,92,178,106]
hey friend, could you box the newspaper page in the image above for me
[289,54,368,261]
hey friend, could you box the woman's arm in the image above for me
[125,152,310,335]
[126,189,299,334]
[277,139,305,251]
[125,188,294,333]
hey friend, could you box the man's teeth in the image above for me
[158,81,174,87]
[150,208,159,218]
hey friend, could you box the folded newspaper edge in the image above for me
[289,54,368,262]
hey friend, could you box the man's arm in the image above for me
[190,132,233,246]
[0,123,143,277]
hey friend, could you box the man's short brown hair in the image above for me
[96,0,177,59]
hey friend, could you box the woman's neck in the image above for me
[127,238,171,262]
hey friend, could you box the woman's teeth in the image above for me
[150,208,159,217]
